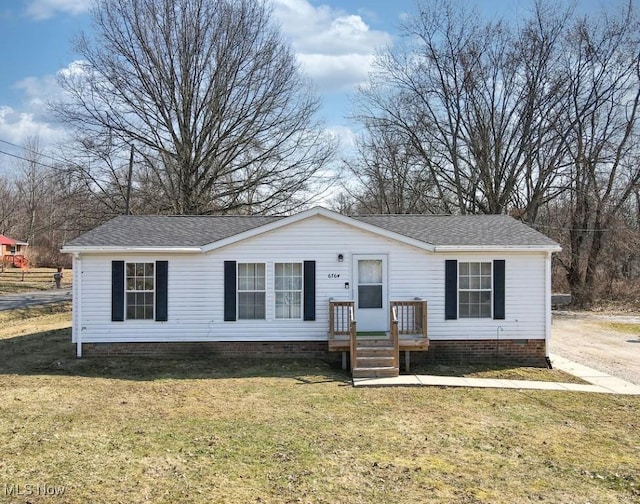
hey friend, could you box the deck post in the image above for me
[349,318,357,371]
[341,351,347,370]
[405,350,410,373]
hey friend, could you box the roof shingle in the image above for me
[66,215,282,248]
[64,210,558,249]
[354,214,558,247]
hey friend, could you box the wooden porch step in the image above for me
[356,338,392,347]
[352,366,399,378]
[356,346,394,356]
[356,356,395,367]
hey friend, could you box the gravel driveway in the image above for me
[550,312,640,385]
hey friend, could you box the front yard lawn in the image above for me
[0,304,638,503]
[0,267,73,294]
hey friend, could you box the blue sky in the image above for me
[0,0,611,163]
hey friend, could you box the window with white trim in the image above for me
[238,263,266,319]
[459,262,492,318]
[126,262,154,320]
[275,262,302,319]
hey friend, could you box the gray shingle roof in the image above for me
[354,214,558,247]
[66,215,283,247]
[64,210,558,249]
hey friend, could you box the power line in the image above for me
[0,138,69,165]
[0,148,59,170]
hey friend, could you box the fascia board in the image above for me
[434,245,562,253]
[60,246,201,254]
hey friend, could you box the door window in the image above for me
[358,259,383,309]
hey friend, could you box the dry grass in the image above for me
[412,363,588,384]
[0,267,73,294]
[595,321,640,336]
[0,305,638,503]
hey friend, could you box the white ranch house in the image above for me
[61,207,560,378]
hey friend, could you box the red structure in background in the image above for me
[0,234,29,268]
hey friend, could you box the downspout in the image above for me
[75,253,82,358]
[544,252,552,369]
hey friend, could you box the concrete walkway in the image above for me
[353,354,640,395]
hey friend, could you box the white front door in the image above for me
[353,254,388,332]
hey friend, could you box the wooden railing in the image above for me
[329,300,355,339]
[330,299,427,372]
[390,300,427,338]
[390,306,400,369]
[329,300,358,369]
[348,306,357,372]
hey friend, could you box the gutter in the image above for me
[544,251,553,367]
[75,253,82,358]
[434,245,562,253]
[61,246,202,254]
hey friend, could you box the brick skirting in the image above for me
[81,341,338,360]
[412,339,547,367]
[80,338,546,366]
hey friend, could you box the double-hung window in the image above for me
[459,262,492,318]
[275,263,302,319]
[238,263,266,319]
[125,262,155,320]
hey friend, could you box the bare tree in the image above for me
[351,0,571,218]
[54,0,335,215]
[0,175,19,236]
[341,124,444,214]
[16,137,49,247]
[552,5,640,306]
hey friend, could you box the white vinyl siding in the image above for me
[72,215,548,344]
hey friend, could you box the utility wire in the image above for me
[0,138,68,165]
[0,148,59,170]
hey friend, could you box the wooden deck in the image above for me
[328,335,429,352]
[328,300,429,377]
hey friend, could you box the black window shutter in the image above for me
[493,259,505,320]
[155,260,168,322]
[303,260,316,321]
[111,260,125,322]
[224,261,237,321]
[444,260,458,320]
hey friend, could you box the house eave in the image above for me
[60,246,202,254]
[434,245,562,253]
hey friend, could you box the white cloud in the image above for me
[13,75,58,119]
[326,125,357,152]
[0,105,65,149]
[272,0,391,93]
[298,53,376,93]
[0,62,84,149]
[24,0,89,20]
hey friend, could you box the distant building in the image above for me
[0,234,29,268]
